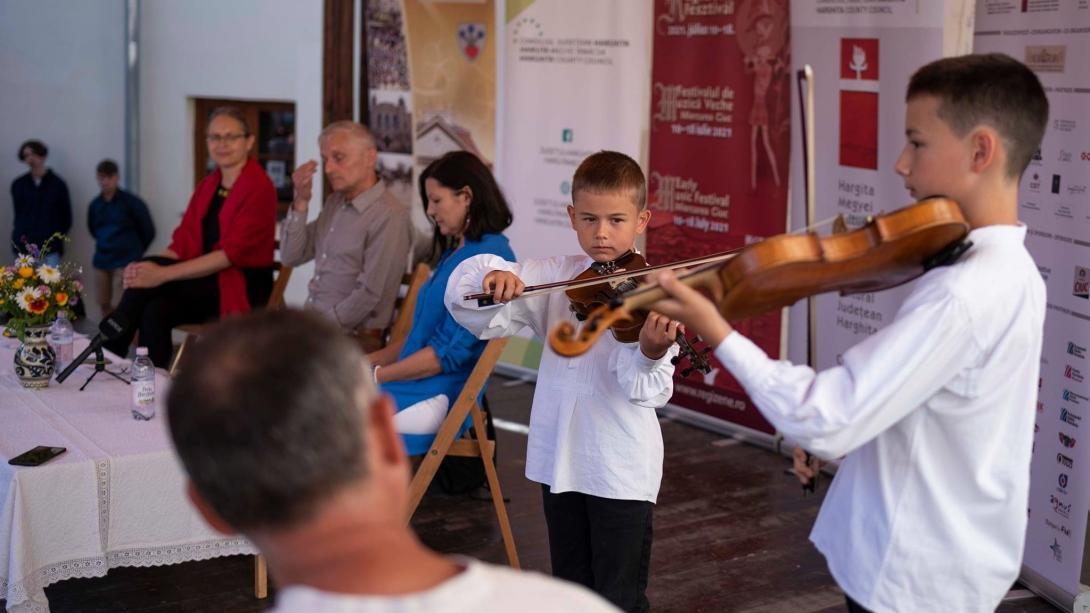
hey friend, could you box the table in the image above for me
[0,335,256,612]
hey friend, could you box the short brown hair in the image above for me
[572,151,647,210]
[168,309,374,530]
[207,106,251,136]
[96,159,119,176]
[906,53,1048,178]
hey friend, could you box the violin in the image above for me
[547,197,972,358]
[464,250,715,375]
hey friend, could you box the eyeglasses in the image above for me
[206,133,248,144]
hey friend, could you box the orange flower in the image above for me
[17,266,33,279]
[55,292,69,306]
[28,298,48,315]
[12,278,25,290]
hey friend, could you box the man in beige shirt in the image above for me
[283,122,412,347]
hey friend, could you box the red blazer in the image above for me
[168,158,276,316]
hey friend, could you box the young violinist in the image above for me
[648,53,1048,613]
[444,151,679,612]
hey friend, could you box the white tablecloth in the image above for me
[0,335,256,612]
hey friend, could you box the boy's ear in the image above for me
[968,126,1001,175]
[635,208,652,234]
[567,204,577,229]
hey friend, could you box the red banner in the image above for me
[646,0,791,434]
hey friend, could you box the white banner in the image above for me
[788,0,967,369]
[975,3,1090,609]
[500,0,652,263]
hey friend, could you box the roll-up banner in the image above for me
[975,2,1090,609]
[496,0,653,371]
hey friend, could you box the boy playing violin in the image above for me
[649,54,1048,612]
[445,151,679,612]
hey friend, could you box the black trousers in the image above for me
[541,484,654,613]
[103,257,219,368]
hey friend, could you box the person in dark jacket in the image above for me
[87,159,156,316]
[10,139,72,262]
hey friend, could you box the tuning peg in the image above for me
[670,356,682,365]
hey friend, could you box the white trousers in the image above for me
[393,393,450,435]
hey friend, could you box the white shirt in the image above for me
[445,255,679,503]
[714,225,1045,612]
[271,558,618,612]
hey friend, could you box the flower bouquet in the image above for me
[2,234,83,387]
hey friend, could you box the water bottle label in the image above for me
[132,381,155,406]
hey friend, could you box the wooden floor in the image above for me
[10,374,1059,612]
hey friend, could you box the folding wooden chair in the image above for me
[404,337,520,569]
[386,262,431,346]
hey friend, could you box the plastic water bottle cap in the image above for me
[136,347,149,356]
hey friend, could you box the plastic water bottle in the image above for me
[130,347,156,420]
[50,313,74,371]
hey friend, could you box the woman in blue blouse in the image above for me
[367,151,515,454]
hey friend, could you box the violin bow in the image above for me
[462,247,744,306]
[797,64,821,495]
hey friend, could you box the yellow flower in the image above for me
[13,278,25,290]
[18,266,33,279]
[55,292,69,306]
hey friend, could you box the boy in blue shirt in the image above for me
[87,159,155,316]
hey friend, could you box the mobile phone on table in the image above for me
[8,446,67,466]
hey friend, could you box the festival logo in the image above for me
[1025,45,1066,73]
[841,39,879,80]
[1073,266,1089,299]
[1064,365,1084,383]
[1045,518,1072,538]
[1061,408,1082,428]
[1051,538,1063,562]
[1051,494,1071,518]
[1068,341,1086,359]
[1058,432,1076,448]
[838,38,878,171]
[1028,173,1041,193]
[457,23,486,61]
[1053,118,1077,133]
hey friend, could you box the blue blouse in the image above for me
[382,232,515,455]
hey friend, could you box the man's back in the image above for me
[271,558,617,612]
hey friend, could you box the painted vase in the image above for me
[14,324,55,388]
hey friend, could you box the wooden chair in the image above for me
[404,337,520,569]
[387,262,431,346]
[168,262,292,376]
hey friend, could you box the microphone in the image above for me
[55,313,130,384]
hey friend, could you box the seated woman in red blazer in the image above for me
[104,107,276,367]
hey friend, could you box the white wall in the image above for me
[0,0,127,320]
[139,0,324,307]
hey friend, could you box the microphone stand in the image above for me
[76,345,130,391]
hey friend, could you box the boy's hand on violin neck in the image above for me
[649,270,733,347]
[639,312,681,360]
[483,270,525,303]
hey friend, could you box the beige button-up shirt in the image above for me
[280,181,412,331]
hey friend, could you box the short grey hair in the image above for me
[319,121,376,150]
